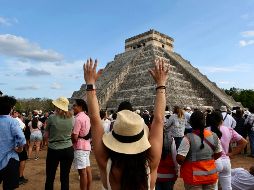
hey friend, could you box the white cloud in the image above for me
[0,17,18,26]
[0,34,63,61]
[218,81,235,85]
[239,40,254,47]
[25,67,51,76]
[200,64,251,73]
[241,30,254,37]
[15,85,39,90]
[51,82,62,89]
[3,59,85,77]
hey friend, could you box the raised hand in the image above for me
[83,58,103,84]
[149,59,170,86]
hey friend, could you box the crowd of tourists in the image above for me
[0,59,254,190]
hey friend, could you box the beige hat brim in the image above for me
[52,100,68,112]
[102,124,151,154]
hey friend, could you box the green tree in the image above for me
[224,88,254,108]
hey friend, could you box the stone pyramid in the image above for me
[72,29,239,111]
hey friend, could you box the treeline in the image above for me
[13,87,254,113]
[15,98,54,114]
[224,87,254,108]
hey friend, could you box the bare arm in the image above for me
[214,152,222,160]
[227,137,247,158]
[148,59,170,171]
[83,58,107,168]
[176,154,185,165]
[71,134,78,144]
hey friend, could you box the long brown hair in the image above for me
[32,117,39,129]
[174,106,184,119]
[108,149,149,190]
[54,107,72,118]
[190,111,205,149]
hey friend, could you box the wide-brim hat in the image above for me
[102,110,151,154]
[220,106,227,112]
[52,96,69,112]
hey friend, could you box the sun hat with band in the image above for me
[52,96,69,112]
[102,110,151,154]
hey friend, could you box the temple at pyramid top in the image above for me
[125,29,174,52]
[72,30,241,111]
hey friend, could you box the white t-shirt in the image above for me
[15,117,26,130]
[101,119,111,133]
[231,168,254,190]
[184,112,191,129]
[221,112,236,128]
[28,120,43,132]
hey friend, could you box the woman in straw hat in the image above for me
[83,58,169,190]
[44,97,74,190]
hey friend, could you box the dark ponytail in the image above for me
[199,127,205,149]
[32,117,38,129]
[190,111,205,149]
[210,111,223,139]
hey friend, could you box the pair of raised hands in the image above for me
[83,58,170,85]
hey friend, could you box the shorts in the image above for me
[0,158,19,189]
[30,131,42,142]
[18,149,28,161]
[73,150,90,170]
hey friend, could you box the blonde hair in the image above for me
[174,106,184,119]
[55,107,72,119]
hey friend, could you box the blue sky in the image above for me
[0,0,254,99]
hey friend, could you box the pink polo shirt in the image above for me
[72,112,91,151]
[220,125,242,158]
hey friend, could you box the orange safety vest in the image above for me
[180,130,218,185]
[157,155,177,182]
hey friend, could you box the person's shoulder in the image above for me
[169,114,176,119]
[10,118,20,129]
[47,114,56,122]
[220,125,227,131]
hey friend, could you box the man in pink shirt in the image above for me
[71,99,92,190]
[209,111,247,190]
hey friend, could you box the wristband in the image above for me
[156,86,166,91]
[86,84,96,91]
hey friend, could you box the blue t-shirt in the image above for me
[0,115,26,170]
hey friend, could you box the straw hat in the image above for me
[52,96,69,112]
[102,110,151,154]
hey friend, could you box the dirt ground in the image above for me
[2,147,253,190]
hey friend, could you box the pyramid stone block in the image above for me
[72,29,240,111]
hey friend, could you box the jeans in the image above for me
[0,158,19,190]
[155,181,175,190]
[184,183,216,190]
[174,137,183,150]
[45,146,74,190]
[249,131,254,156]
[215,158,232,190]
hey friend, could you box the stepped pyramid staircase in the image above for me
[72,30,240,111]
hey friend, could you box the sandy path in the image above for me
[1,148,253,190]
